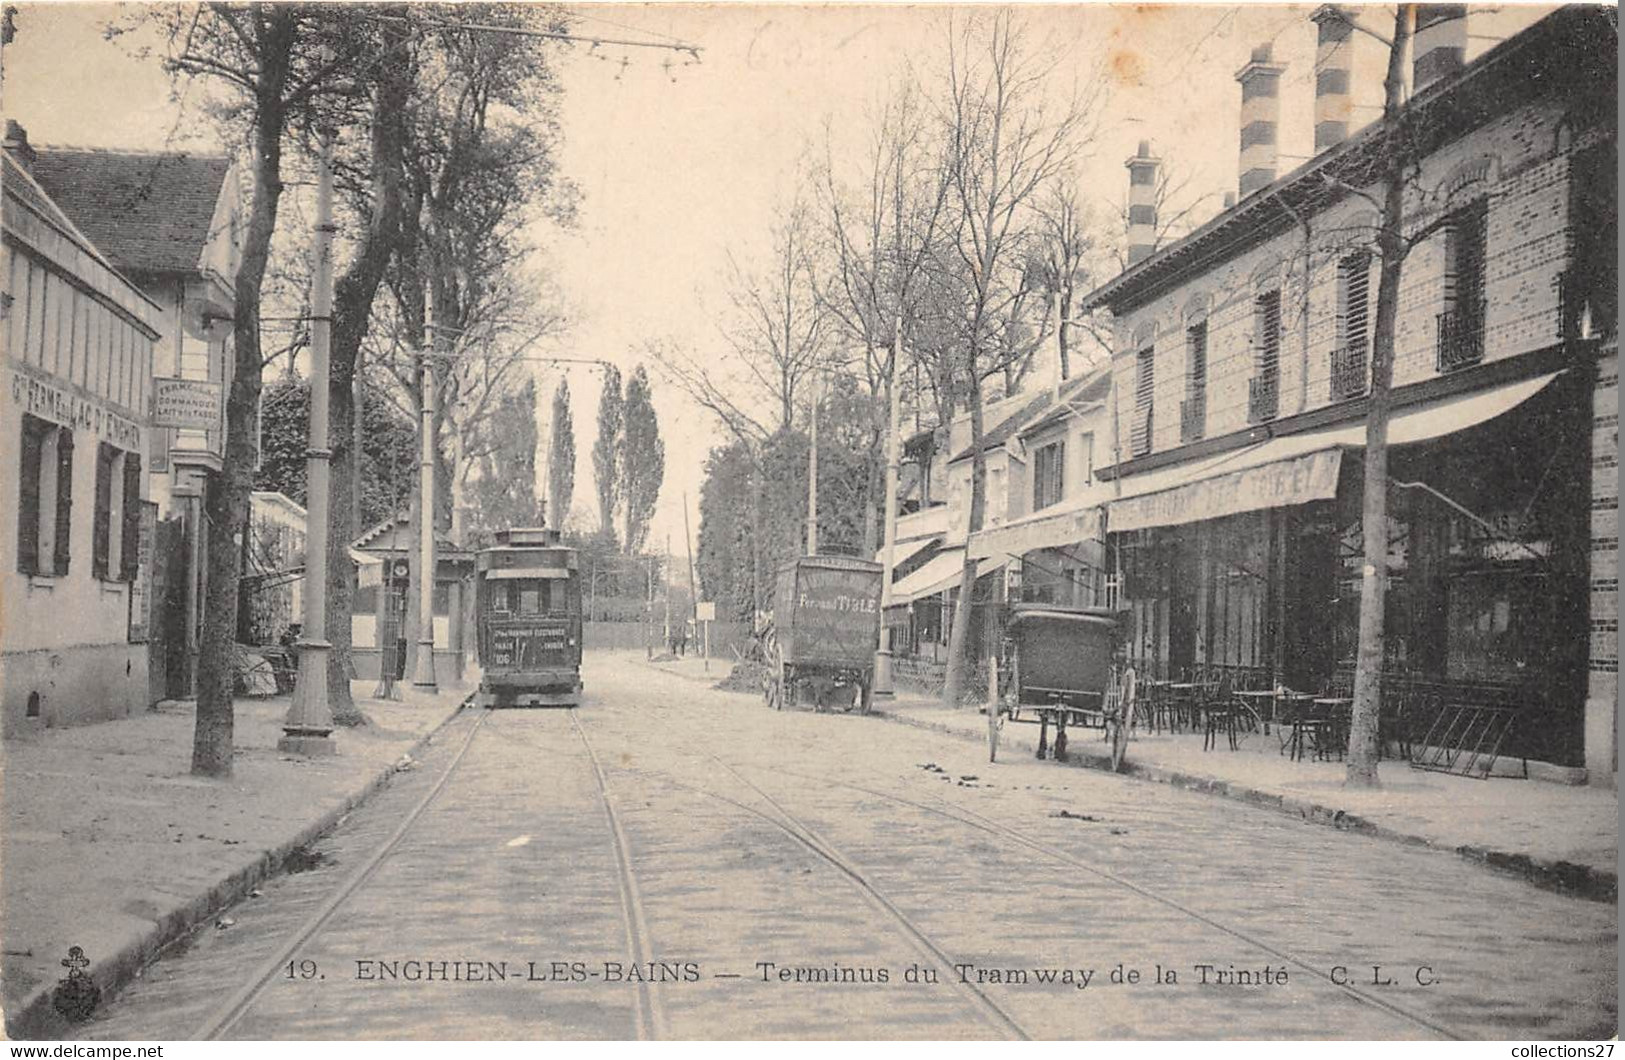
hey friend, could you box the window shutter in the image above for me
[1256,291,1282,375]
[1342,254,1371,347]
[17,417,43,574]
[121,452,143,581]
[54,428,74,575]
[93,442,113,580]
[1187,323,1207,391]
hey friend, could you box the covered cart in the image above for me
[762,555,882,713]
[1007,603,1135,770]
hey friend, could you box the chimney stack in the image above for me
[1124,141,1161,266]
[1235,43,1286,199]
[3,120,35,169]
[1312,6,1355,151]
[1413,4,1466,94]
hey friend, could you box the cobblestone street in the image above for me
[73,654,1616,1040]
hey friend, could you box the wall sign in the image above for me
[153,377,223,430]
[1109,449,1343,534]
[128,501,157,642]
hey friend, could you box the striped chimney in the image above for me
[1413,4,1467,93]
[1235,43,1286,199]
[1312,6,1355,151]
[1125,141,1161,266]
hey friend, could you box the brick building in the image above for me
[1081,7,1616,783]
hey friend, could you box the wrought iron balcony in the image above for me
[1130,405,1153,457]
[1247,374,1278,424]
[1436,298,1487,372]
[1180,393,1206,443]
[1329,341,1368,401]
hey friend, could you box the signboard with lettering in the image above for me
[488,621,570,671]
[1108,449,1343,534]
[153,377,223,430]
[128,501,157,642]
[10,368,142,448]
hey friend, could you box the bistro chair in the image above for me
[1201,671,1239,751]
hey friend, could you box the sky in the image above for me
[1,2,1551,560]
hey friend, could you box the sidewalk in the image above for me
[2,681,470,1038]
[873,692,1618,902]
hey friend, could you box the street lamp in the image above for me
[279,125,338,756]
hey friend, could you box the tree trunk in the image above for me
[324,28,409,723]
[942,365,987,708]
[1346,5,1415,789]
[191,16,295,777]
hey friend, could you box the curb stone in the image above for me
[870,707,1618,906]
[7,696,472,1040]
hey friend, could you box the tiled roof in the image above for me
[28,147,230,275]
[948,369,1111,464]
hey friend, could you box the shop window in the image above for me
[1437,198,1487,371]
[433,581,452,617]
[1181,321,1207,442]
[16,414,73,576]
[1249,290,1281,423]
[1332,253,1371,400]
[1033,440,1065,511]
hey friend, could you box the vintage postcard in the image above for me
[0,1,1616,1044]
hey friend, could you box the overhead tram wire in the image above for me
[367,11,701,61]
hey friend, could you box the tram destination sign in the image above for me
[489,622,570,668]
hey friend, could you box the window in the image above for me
[1182,322,1207,441]
[1132,346,1155,456]
[1438,199,1488,370]
[93,443,118,580]
[1033,440,1065,511]
[16,414,73,576]
[1077,432,1095,486]
[1250,290,1282,422]
[120,452,142,581]
[1333,253,1371,399]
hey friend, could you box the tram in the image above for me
[473,527,584,707]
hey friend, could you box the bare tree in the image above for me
[937,11,1101,721]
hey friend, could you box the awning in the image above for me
[1108,372,1560,534]
[874,534,944,570]
[888,548,1002,606]
[969,497,1105,561]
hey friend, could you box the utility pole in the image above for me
[411,284,438,693]
[645,551,654,660]
[280,127,337,756]
[663,532,671,648]
[805,373,819,556]
[683,492,698,631]
[873,315,905,699]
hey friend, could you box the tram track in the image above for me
[744,760,1469,1041]
[184,702,673,1042]
[596,699,1468,1041]
[192,697,488,1041]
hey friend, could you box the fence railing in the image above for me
[1330,340,1369,401]
[1248,374,1278,424]
[1180,393,1206,443]
[1436,298,1487,372]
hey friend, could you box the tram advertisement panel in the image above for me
[488,620,573,671]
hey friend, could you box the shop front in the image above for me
[1104,369,1589,768]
